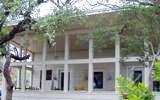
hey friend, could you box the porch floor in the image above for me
[13,91,120,100]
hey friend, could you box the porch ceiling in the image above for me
[11,12,117,53]
[12,34,89,53]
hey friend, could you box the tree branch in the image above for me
[129,0,155,6]
[96,2,121,10]
[0,25,25,45]
[0,64,3,73]
[157,44,160,56]
[148,41,155,56]
[118,24,128,35]
[65,0,71,5]
[149,55,156,75]
[3,53,30,91]
[10,54,30,60]
[50,0,63,9]
[0,15,32,45]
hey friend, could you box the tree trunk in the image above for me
[6,86,13,100]
[2,53,30,100]
[3,54,13,100]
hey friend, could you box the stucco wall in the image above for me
[32,49,154,92]
[34,49,115,61]
[32,49,117,91]
[32,63,120,91]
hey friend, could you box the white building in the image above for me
[4,12,160,100]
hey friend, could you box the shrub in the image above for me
[153,61,160,81]
[117,77,155,100]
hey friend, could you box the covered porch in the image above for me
[5,33,155,100]
[10,33,122,93]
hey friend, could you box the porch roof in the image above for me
[11,12,118,53]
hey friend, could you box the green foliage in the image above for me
[117,77,155,100]
[128,83,154,100]
[116,77,133,94]
[0,0,36,16]
[119,5,160,57]
[0,0,33,36]
[0,0,37,54]
[0,27,13,36]
[92,27,108,49]
[0,44,7,56]
[32,7,85,45]
[153,61,160,81]
[82,14,119,51]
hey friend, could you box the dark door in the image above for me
[40,70,42,89]
[60,72,70,90]
[94,72,103,89]
[133,71,142,84]
[61,72,64,90]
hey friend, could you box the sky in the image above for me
[36,0,121,17]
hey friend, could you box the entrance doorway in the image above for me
[60,72,70,90]
[133,70,142,84]
[94,72,103,89]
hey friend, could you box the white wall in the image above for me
[69,64,88,91]
[94,63,115,91]
[94,49,115,58]
[32,49,117,91]
[32,65,42,89]
[32,49,155,92]
[34,49,115,62]
[32,63,127,91]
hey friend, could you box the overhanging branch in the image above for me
[0,15,32,45]
[10,54,30,60]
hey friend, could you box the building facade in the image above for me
[2,13,160,100]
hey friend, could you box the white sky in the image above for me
[36,0,121,17]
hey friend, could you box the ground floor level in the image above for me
[3,60,160,100]
[11,62,160,92]
[12,91,160,100]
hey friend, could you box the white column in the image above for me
[115,35,120,92]
[64,34,69,93]
[144,67,150,87]
[88,37,93,93]
[19,68,21,89]
[16,68,20,89]
[41,66,46,91]
[21,48,26,92]
[21,66,26,92]
[41,40,47,92]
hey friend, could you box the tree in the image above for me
[118,0,160,85]
[0,0,84,100]
[85,0,160,86]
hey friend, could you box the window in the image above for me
[46,70,52,80]
[94,72,103,89]
[153,81,160,92]
[133,71,142,84]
